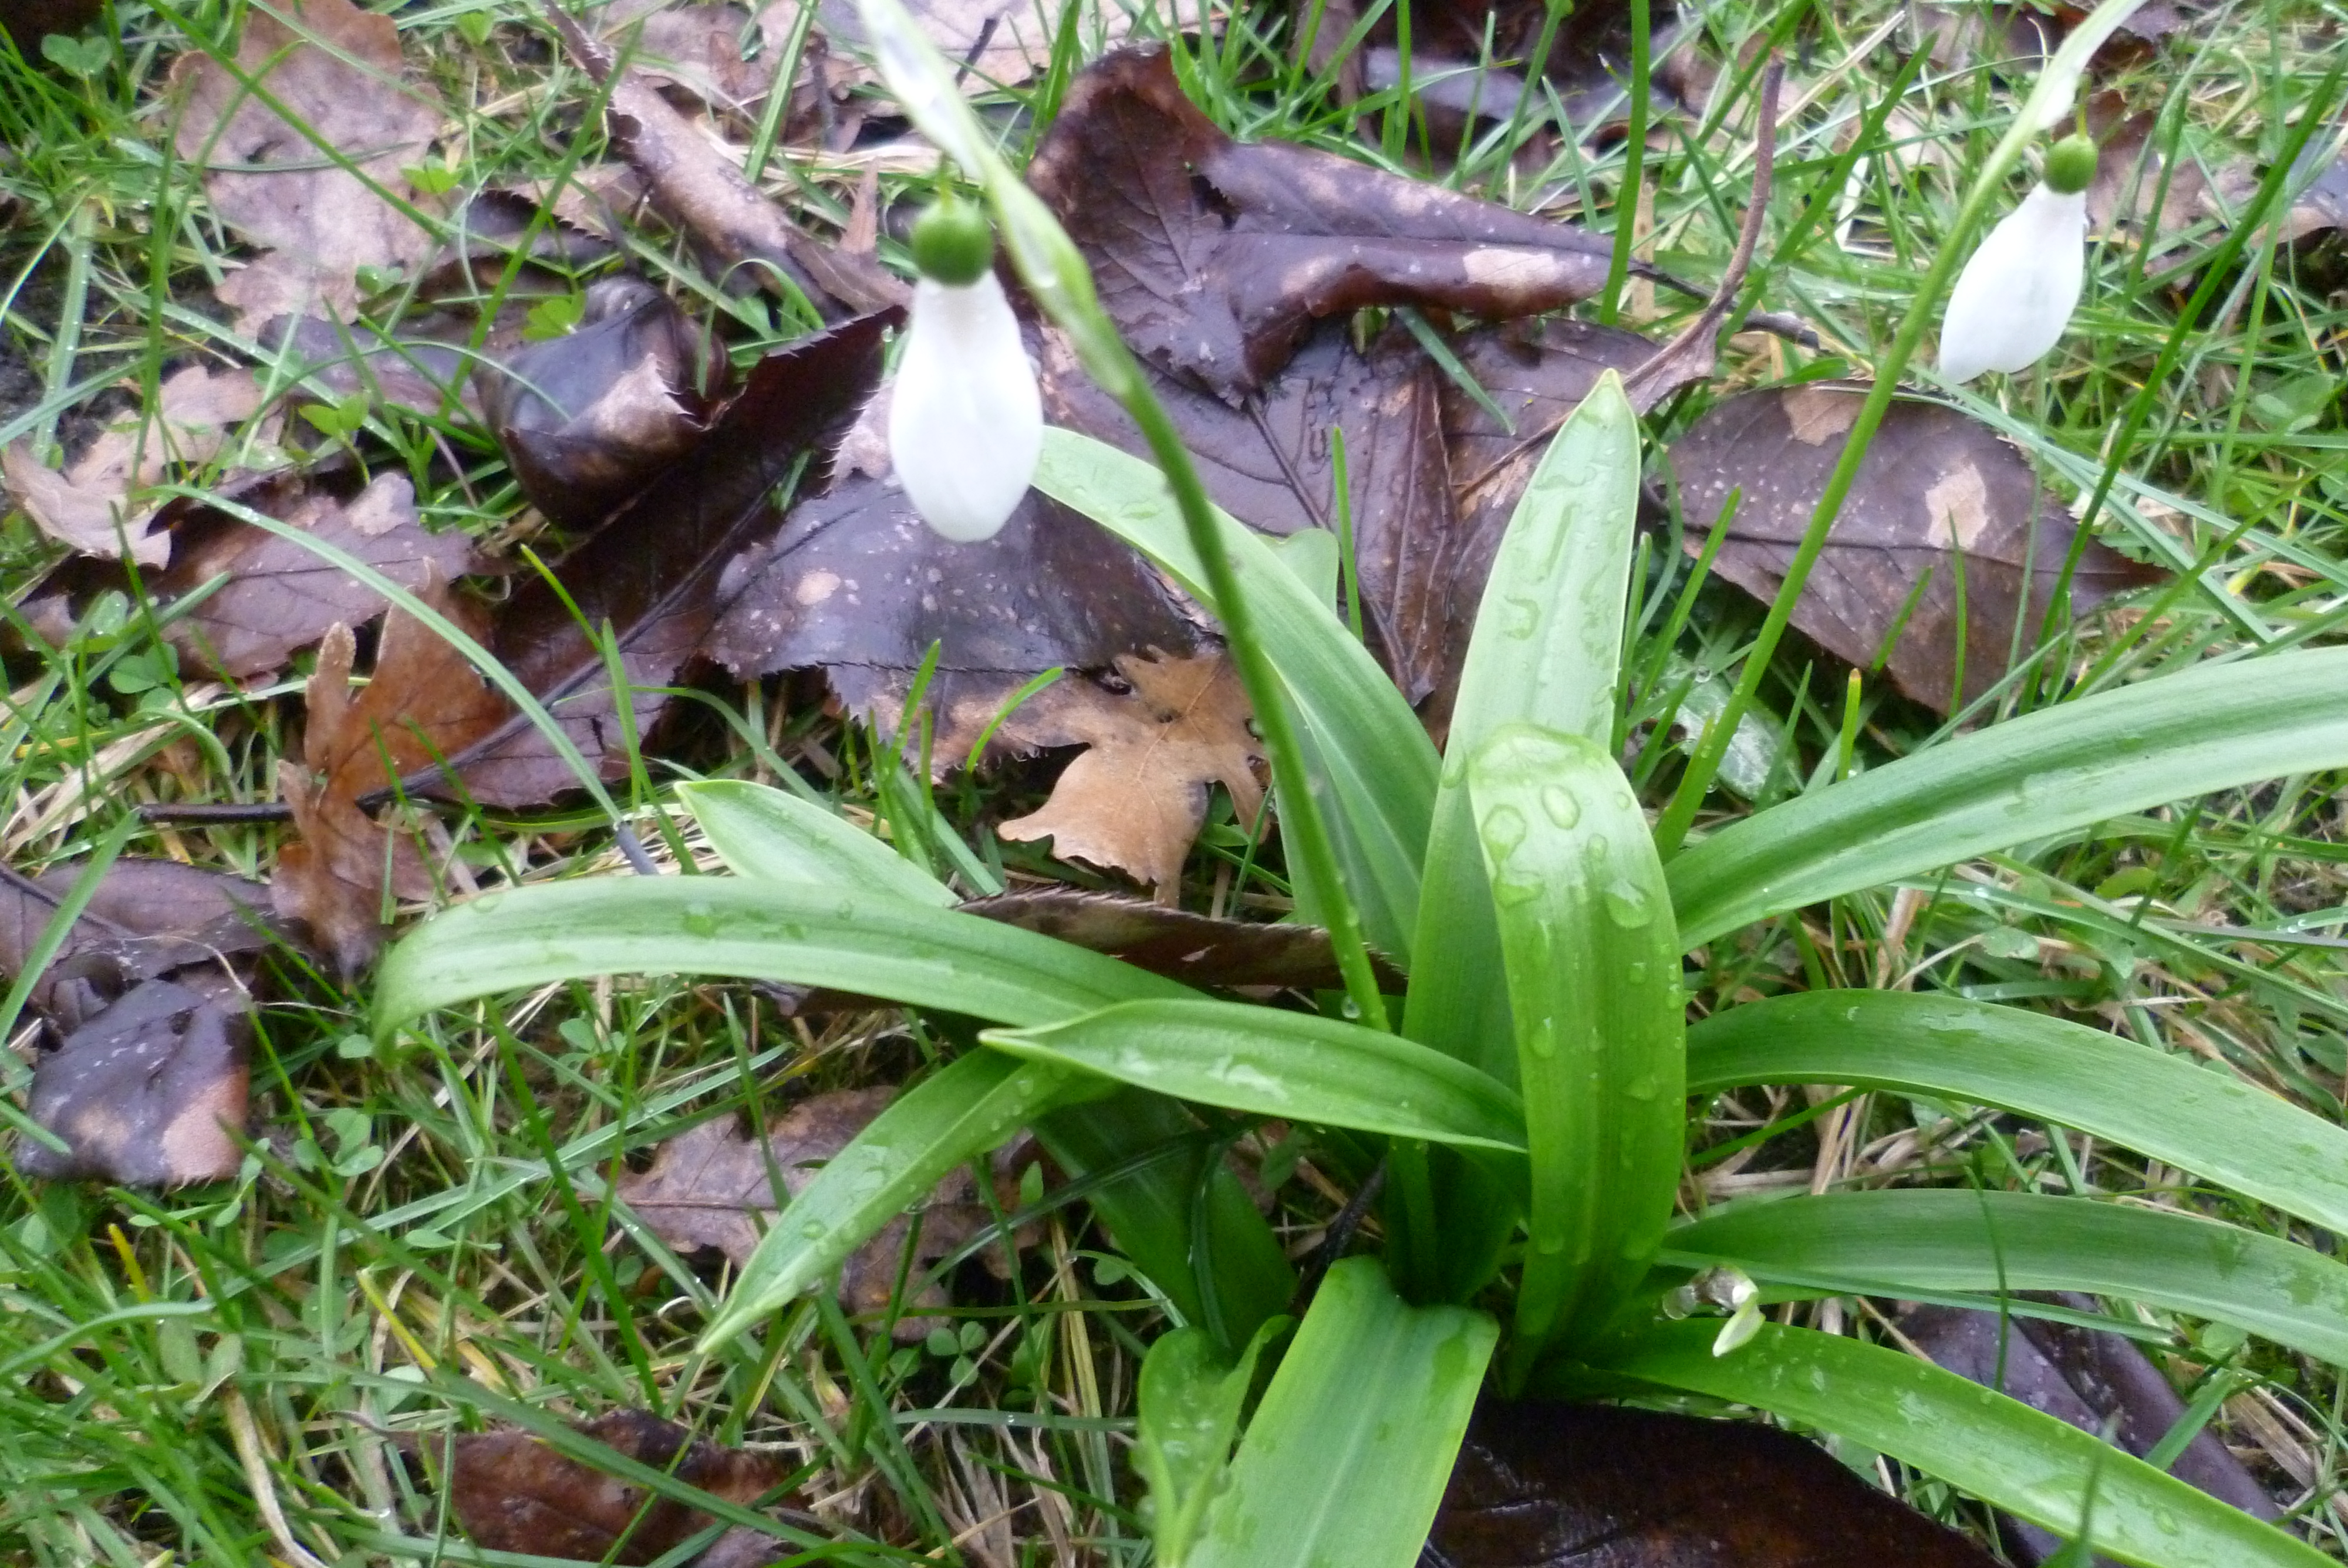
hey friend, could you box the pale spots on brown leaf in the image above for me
[1781,383,1859,446]
[1922,462,1993,553]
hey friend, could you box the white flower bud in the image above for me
[1936,182,2087,384]
[887,271,1043,543]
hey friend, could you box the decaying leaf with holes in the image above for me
[403,1408,789,1566]
[996,653,1263,894]
[1661,386,2164,714]
[2,859,283,1185]
[1,364,269,565]
[616,1087,1033,1340]
[171,0,444,330]
[272,582,504,976]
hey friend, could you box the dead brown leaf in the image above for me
[1,858,280,1186]
[427,310,890,807]
[273,582,504,974]
[1431,1400,2005,1566]
[2,364,268,563]
[171,0,444,330]
[417,1408,788,1566]
[1662,386,2164,714]
[151,471,481,679]
[484,277,716,528]
[617,1087,1025,1337]
[1027,45,1644,400]
[548,7,905,315]
[966,888,1405,991]
[997,653,1262,893]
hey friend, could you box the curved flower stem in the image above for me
[1651,0,2148,859]
[858,4,1392,1031]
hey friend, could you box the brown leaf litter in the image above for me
[272,582,504,975]
[1,363,268,564]
[2,859,285,1185]
[616,1086,1033,1338]
[406,1408,790,1566]
[996,653,1264,894]
[1662,386,2163,714]
[171,0,445,331]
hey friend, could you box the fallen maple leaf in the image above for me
[617,1087,1024,1338]
[411,1408,788,1566]
[997,653,1263,894]
[1,363,268,564]
[1662,386,2163,714]
[171,0,444,331]
[273,581,505,974]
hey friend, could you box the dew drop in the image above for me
[1603,879,1652,928]
[1481,803,1529,865]
[1502,596,1540,639]
[1539,783,1581,829]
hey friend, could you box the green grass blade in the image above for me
[1686,990,2348,1236]
[1408,374,1640,1083]
[677,780,956,904]
[1668,648,2348,951]
[1034,1091,1296,1354]
[1597,1322,2330,1568]
[1033,427,1436,962]
[1666,1190,2348,1367]
[1472,726,1684,1376]
[985,999,1529,1154]
[1189,1258,1496,1568]
[373,879,1192,1039]
[697,1050,1090,1349]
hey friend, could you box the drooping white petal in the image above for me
[1936,183,2087,384]
[887,272,1043,542]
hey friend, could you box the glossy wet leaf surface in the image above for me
[1424,1400,2004,1566]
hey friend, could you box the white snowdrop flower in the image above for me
[1937,134,2099,384]
[888,197,1042,542]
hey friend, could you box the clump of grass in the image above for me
[4,0,2348,1562]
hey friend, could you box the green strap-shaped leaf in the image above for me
[985,999,1529,1154]
[1598,1322,2330,1568]
[1189,1258,1496,1568]
[1035,1093,1296,1354]
[373,879,1193,1039]
[1408,374,1640,1086]
[697,1050,1095,1349]
[677,780,956,904]
[1138,1318,1290,1568]
[1033,428,1436,963]
[1686,990,2348,1237]
[1668,647,2348,951]
[1666,1189,2348,1367]
[1472,725,1684,1374]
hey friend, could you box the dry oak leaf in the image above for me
[997,651,1262,892]
[172,0,443,331]
[274,582,504,975]
[617,1087,1020,1339]
[1,363,267,564]
[419,1408,788,1566]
